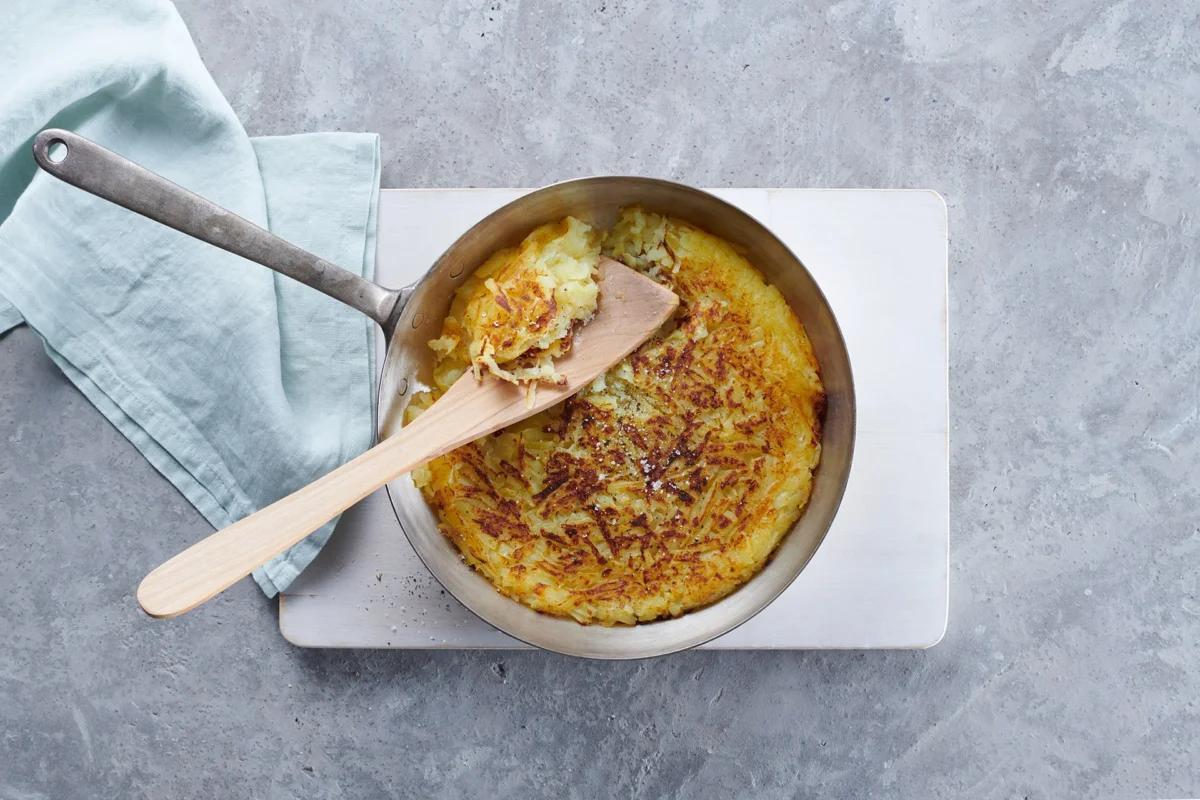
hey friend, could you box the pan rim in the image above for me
[377,176,856,659]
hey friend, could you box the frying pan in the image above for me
[33,128,855,659]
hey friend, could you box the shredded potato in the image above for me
[427,216,600,389]
[409,208,824,625]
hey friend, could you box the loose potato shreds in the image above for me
[409,208,824,626]
[427,215,600,387]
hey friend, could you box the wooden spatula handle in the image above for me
[136,429,423,618]
[136,258,678,618]
[135,338,594,618]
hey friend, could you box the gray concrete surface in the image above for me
[2,0,1199,796]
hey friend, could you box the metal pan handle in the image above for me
[32,128,402,334]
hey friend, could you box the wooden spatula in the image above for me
[136,257,678,618]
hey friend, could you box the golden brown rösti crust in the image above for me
[409,208,824,625]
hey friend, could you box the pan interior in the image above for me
[377,178,854,659]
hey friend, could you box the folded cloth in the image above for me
[0,0,380,595]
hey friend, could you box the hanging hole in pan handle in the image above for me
[46,138,68,164]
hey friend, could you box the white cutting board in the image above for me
[279,188,948,650]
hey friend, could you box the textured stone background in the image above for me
[2,0,1199,797]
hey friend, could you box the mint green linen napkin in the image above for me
[0,0,380,596]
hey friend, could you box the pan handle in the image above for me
[32,129,403,334]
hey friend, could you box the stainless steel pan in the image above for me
[34,129,855,659]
